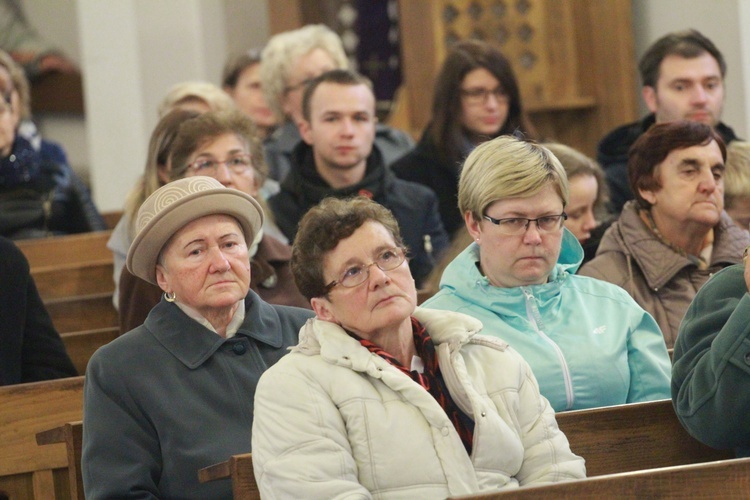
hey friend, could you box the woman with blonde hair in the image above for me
[423,135,671,412]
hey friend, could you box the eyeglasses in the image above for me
[187,154,253,175]
[483,213,568,235]
[284,76,315,94]
[460,87,509,106]
[324,247,407,292]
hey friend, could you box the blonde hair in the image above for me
[543,142,609,217]
[458,136,569,221]
[260,24,348,122]
[158,81,236,117]
[725,141,750,208]
[0,49,31,119]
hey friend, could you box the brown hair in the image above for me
[301,69,373,122]
[222,48,262,90]
[291,197,404,299]
[430,39,537,166]
[628,120,726,209]
[168,109,267,184]
[639,29,726,88]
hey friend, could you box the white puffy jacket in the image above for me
[252,307,586,499]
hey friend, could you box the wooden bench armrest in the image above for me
[198,459,232,483]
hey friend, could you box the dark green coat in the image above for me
[672,264,750,457]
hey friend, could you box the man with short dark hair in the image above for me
[268,69,449,288]
[598,29,740,214]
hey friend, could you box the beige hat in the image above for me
[126,176,264,285]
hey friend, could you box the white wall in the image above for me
[632,0,749,139]
[23,0,269,212]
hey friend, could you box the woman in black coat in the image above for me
[0,236,77,385]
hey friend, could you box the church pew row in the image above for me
[60,327,119,376]
[16,230,113,270]
[0,377,84,500]
[449,458,750,499]
[31,260,114,301]
[555,398,733,476]
[45,293,118,335]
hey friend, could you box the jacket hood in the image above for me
[437,228,583,310]
[596,200,750,290]
[281,141,390,204]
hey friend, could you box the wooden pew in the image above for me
[36,422,84,500]
[16,231,113,270]
[31,260,114,301]
[0,377,84,499]
[198,453,259,500]
[46,293,119,334]
[449,457,750,499]
[61,327,119,375]
[555,399,734,477]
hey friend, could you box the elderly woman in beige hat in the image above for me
[82,176,313,500]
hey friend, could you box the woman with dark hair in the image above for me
[392,39,537,235]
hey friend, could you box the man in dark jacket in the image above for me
[598,29,739,215]
[268,69,448,288]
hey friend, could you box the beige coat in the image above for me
[580,201,750,348]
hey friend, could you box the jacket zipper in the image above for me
[521,287,574,410]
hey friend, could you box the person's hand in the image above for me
[743,246,750,293]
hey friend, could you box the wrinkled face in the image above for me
[228,63,277,131]
[466,184,565,288]
[282,47,338,124]
[299,82,376,174]
[0,66,17,157]
[459,67,509,139]
[643,53,724,127]
[311,221,417,340]
[184,132,259,197]
[565,174,599,243]
[156,214,251,317]
[640,140,725,230]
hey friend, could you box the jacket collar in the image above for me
[292,308,483,368]
[601,201,749,290]
[283,141,390,203]
[145,290,289,369]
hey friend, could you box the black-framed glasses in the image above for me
[324,247,407,292]
[483,213,568,236]
[460,87,509,106]
[187,154,253,176]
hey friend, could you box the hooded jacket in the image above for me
[579,201,750,348]
[423,229,671,412]
[268,142,449,287]
[252,308,586,499]
[597,114,739,214]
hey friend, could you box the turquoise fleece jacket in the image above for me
[672,264,750,456]
[424,229,671,412]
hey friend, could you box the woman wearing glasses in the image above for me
[423,135,671,412]
[118,109,309,333]
[251,196,585,498]
[392,39,537,236]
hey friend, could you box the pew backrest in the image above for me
[198,453,259,500]
[449,457,750,499]
[0,377,85,499]
[16,231,113,270]
[36,421,84,500]
[555,399,734,476]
